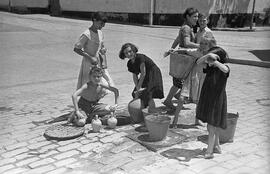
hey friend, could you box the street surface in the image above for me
[0,11,270,174]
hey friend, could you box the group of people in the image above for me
[69,8,230,159]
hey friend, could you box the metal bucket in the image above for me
[219,113,239,143]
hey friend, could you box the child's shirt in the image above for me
[80,81,107,102]
[195,27,213,44]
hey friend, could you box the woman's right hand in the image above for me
[76,110,85,119]
[163,49,174,58]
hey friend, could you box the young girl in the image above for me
[195,36,230,159]
[163,7,199,110]
[119,43,164,112]
[69,67,119,127]
[74,12,114,89]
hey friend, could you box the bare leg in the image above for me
[205,124,215,159]
[172,96,184,128]
[195,105,204,126]
[214,128,222,153]
[148,98,156,113]
[163,85,178,109]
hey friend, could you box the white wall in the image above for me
[60,0,151,13]
[155,0,269,14]
[10,0,48,8]
[0,0,9,7]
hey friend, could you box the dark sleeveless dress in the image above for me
[127,53,164,107]
[196,47,230,129]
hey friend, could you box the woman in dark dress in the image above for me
[196,36,230,159]
[119,43,164,112]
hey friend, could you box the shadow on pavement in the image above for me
[160,148,204,162]
[249,49,270,62]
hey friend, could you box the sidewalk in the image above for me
[0,12,269,174]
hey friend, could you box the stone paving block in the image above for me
[219,159,244,170]
[189,159,218,173]
[100,132,128,143]
[57,139,78,146]
[2,167,28,174]
[0,158,16,166]
[4,142,28,151]
[245,158,269,169]
[115,125,135,132]
[28,158,55,169]
[97,130,115,138]
[1,147,29,158]
[226,166,257,174]
[57,142,82,152]
[22,164,55,174]
[27,141,51,150]
[28,136,48,143]
[78,142,102,153]
[39,144,59,153]
[16,157,40,167]
[54,157,77,167]
[0,164,15,173]
[129,151,155,160]
[111,137,130,145]
[80,137,98,144]
[53,150,80,160]
[93,143,114,154]
[110,141,137,154]
[100,156,132,173]
[13,123,36,131]
[14,152,35,160]
[121,156,156,172]
[200,166,229,174]
[99,151,132,165]
[85,132,100,138]
[39,150,59,158]
[46,167,67,174]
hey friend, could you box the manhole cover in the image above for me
[44,124,85,140]
[256,98,270,107]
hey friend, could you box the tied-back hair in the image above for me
[89,66,103,76]
[119,43,138,59]
[183,7,199,19]
[202,34,229,63]
[92,12,107,23]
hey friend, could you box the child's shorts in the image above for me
[173,77,184,89]
[78,97,109,121]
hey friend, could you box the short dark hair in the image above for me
[119,43,138,59]
[89,66,103,76]
[198,13,208,19]
[92,12,107,23]
[183,7,199,19]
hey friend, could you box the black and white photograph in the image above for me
[0,0,269,173]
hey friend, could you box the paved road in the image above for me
[0,11,270,174]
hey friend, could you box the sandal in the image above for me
[162,101,176,110]
[204,153,214,159]
[203,147,222,154]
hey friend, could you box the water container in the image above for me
[128,98,143,123]
[145,115,171,141]
[219,113,239,143]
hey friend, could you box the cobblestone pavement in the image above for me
[0,12,270,174]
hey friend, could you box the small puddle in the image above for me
[256,98,270,107]
[0,106,13,112]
